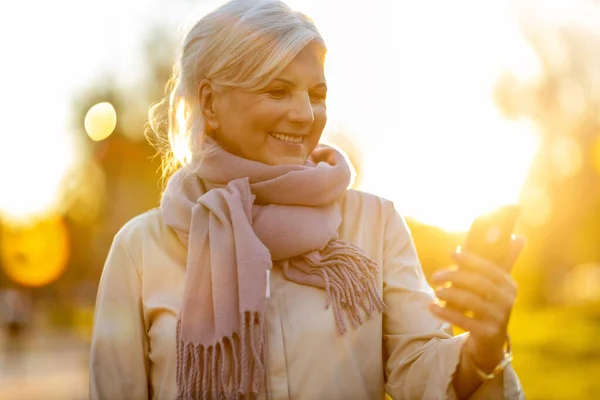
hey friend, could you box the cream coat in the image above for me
[90,189,524,399]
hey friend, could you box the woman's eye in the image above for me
[310,92,327,102]
[267,88,288,99]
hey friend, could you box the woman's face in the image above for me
[210,42,327,165]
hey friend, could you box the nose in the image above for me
[288,92,315,125]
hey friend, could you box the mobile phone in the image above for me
[462,205,520,267]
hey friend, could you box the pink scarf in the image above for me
[161,141,385,399]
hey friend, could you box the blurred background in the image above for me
[0,0,599,398]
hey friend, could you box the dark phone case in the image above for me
[462,205,520,267]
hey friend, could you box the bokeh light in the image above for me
[562,262,600,304]
[0,214,70,287]
[84,102,117,141]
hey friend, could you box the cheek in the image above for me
[313,105,327,132]
[306,106,326,150]
[250,101,287,133]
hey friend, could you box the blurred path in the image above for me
[0,328,89,400]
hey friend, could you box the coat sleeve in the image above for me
[89,234,150,400]
[382,203,524,399]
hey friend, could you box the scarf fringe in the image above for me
[176,311,268,400]
[303,240,387,334]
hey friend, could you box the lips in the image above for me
[269,131,305,144]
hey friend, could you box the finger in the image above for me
[432,269,517,310]
[452,251,514,288]
[429,302,487,333]
[502,235,526,272]
[434,286,503,320]
[431,269,498,300]
[436,297,471,314]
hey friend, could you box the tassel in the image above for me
[302,240,386,334]
[175,312,267,399]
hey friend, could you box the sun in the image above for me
[292,0,540,232]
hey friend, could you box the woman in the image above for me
[89,0,525,399]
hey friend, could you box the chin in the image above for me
[266,154,307,166]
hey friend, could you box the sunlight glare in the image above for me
[527,0,600,31]
[559,80,587,121]
[171,100,193,165]
[551,137,582,179]
[0,102,76,222]
[519,185,552,227]
[292,0,540,232]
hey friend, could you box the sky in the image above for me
[0,0,562,231]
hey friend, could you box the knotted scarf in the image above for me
[161,140,385,399]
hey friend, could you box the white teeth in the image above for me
[270,132,304,144]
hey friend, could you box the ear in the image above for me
[198,79,220,132]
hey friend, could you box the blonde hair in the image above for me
[146,0,326,183]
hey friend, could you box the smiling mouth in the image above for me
[269,132,305,144]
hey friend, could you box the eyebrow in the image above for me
[271,78,327,90]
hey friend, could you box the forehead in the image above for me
[276,42,326,83]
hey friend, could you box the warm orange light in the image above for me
[551,137,582,178]
[562,262,600,304]
[593,136,600,176]
[0,214,70,287]
[62,161,107,225]
[520,185,552,227]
